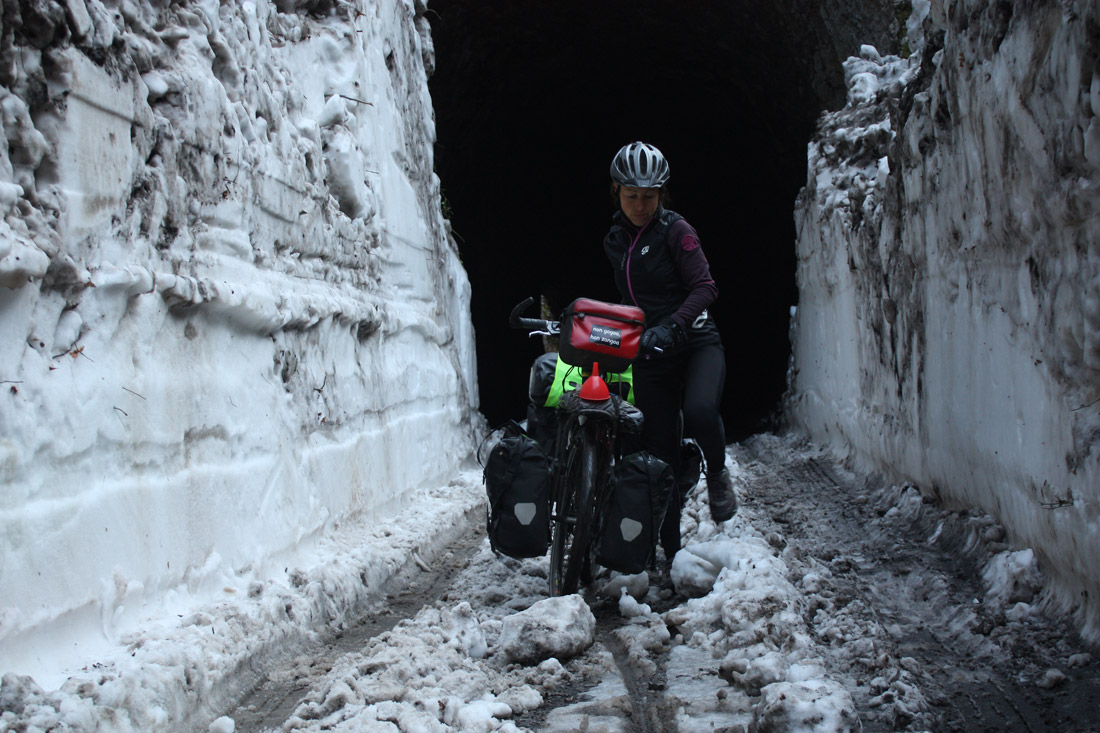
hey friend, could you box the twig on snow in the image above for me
[122,386,147,400]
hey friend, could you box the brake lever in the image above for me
[527,322,561,337]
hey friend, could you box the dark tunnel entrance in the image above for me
[426,1,902,440]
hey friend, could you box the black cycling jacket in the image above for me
[603,208,720,347]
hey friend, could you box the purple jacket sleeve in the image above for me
[666,218,718,329]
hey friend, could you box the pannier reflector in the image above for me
[515,503,537,525]
[620,518,643,542]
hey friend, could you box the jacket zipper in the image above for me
[624,220,650,308]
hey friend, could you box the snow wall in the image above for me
[789,0,1100,636]
[0,0,478,674]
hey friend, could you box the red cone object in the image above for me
[579,361,610,401]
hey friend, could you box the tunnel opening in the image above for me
[427,0,901,440]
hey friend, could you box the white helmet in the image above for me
[610,141,670,188]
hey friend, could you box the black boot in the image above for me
[707,468,737,522]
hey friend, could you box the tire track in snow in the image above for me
[512,586,683,732]
[596,595,677,733]
[230,514,487,732]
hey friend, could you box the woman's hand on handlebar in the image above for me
[640,318,684,355]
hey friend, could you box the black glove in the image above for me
[640,319,684,355]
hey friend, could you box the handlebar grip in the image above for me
[509,296,560,334]
[509,297,536,327]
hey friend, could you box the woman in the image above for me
[603,141,736,560]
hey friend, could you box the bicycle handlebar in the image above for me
[510,297,560,336]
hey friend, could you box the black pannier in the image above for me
[528,351,558,404]
[526,352,561,455]
[526,402,559,457]
[597,451,675,574]
[482,427,550,558]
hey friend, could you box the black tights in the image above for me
[629,342,727,556]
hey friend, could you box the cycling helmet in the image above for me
[610,141,670,188]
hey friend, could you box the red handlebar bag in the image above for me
[558,298,645,374]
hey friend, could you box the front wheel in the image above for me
[548,466,570,596]
[548,429,599,596]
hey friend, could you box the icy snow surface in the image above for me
[225,445,865,732]
[0,445,834,732]
[789,1,1100,635]
[0,470,486,731]
[6,433,1100,731]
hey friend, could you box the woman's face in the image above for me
[618,185,660,227]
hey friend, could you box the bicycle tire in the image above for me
[548,454,571,596]
[547,423,600,596]
[561,429,599,593]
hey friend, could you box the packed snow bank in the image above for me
[0,0,477,687]
[789,1,1100,635]
[0,471,485,732]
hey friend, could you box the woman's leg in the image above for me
[630,358,682,467]
[681,343,736,521]
[630,357,684,558]
[681,343,727,473]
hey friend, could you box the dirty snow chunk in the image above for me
[740,650,789,695]
[495,684,543,715]
[617,587,652,618]
[446,601,488,658]
[208,716,236,732]
[0,239,50,287]
[671,547,723,597]
[788,661,830,684]
[443,697,513,730]
[875,156,890,189]
[799,570,829,594]
[848,72,879,105]
[0,181,22,208]
[859,44,883,63]
[498,595,595,664]
[1006,601,1036,621]
[613,597,671,663]
[984,549,1043,606]
[142,71,170,98]
[53,309,83,353]
[1037,668,1068,689]
[602,571,649,602]
[753,679,860,732]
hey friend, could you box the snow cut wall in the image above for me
[0,0,477,674]
[789,0,1100,635]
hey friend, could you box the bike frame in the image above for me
[510,297,640,596]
